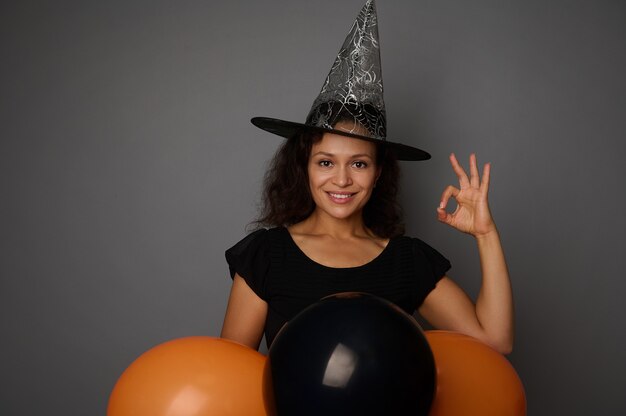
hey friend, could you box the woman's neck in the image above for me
[293,209,372,239]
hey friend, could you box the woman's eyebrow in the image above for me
[312,151,374,159]
[350,153,374,159]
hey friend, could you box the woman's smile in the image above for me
[326,191,357,204]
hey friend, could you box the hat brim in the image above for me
[251,117,431,161]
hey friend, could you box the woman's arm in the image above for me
[419,153,514,354]
[220,274,268,350]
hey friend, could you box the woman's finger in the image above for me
[469,153,480,188]
[437,206,453,224]
[439,185,460,212]
[449,153,470,189]
[481,162,491,193]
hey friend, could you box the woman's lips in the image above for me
[326,191,356,204]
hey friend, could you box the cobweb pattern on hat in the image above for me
[307,0,386,140]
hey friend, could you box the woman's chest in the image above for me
[291,237,387,268]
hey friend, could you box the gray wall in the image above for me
[2,0,625,414]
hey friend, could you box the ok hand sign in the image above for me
[437,153,497,238]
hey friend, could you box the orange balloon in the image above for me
[107,337,268,416]
[425,331,526,416]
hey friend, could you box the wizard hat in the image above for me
[251,0,430,161]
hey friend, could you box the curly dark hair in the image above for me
[253,130,404,238]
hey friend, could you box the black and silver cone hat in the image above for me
[251,0,430,161]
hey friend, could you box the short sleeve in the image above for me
[225,229,270,300]
[411,238,451,304]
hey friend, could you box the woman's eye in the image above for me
[353,161,368,168]
[319,160,333,167]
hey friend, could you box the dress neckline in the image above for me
[280,227,394,270]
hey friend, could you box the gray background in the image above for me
[2,0,625,414]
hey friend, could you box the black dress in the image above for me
[225,227,450,348]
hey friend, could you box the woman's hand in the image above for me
[437,153,496,238]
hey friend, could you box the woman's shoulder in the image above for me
[225,227,289,285]
[396,234,451,273]
[393,233,438,248]
[227,226,287,250]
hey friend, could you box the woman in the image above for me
[221,0,513,354]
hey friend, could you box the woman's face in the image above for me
[308,122,380,222]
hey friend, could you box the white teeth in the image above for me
[329,193,352,199]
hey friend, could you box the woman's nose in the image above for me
[333,167,353,187]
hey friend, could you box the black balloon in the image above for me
[264,292,435,416]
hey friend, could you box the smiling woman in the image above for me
[291,126,390,269]
[220,0,513,354]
